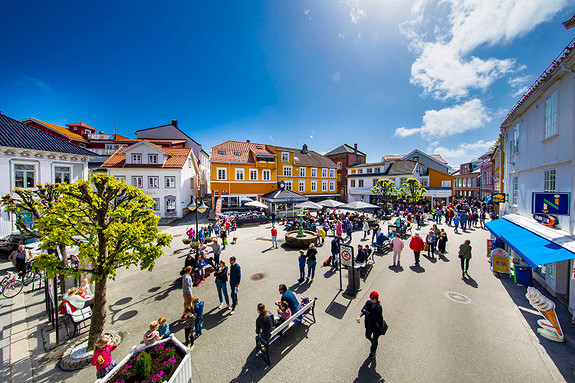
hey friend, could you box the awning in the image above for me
[485,218,575,269]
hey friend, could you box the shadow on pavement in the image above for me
[288,281,311,294]
[201,307,230,330]
[498,275,575,382]
[422,253,437,263]
[353,357,385,382]
[325,291,352,320]
[438,254,450,262]
[462,274,478,288]
[229,325,310,382]
[388,265,404,273]
[409,265,425,273]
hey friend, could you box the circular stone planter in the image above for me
[284,230,318,248]
[60,330,121,371]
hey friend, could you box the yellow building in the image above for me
[270,144,339,200]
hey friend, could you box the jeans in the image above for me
[307,260,317,279]
[366,327,381,354]
[216,279,229,305]
[195,316,202,335]
[393,251,401,264]
[414,251,420,265]
[230,284,238,310]
[427,243,435,256]
[184,327,195,346]
[461,221,467,231]
[299,266,305,281]
[460,258,470,271]
[272,236,278,248]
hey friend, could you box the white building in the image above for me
[490,40,575,315]
[101,140,196,219]
[0,113,94,237]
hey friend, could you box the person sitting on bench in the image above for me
[256,303,275,343]
[274,301,292,326]
[356,245,367,264]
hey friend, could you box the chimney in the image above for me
[354,143,358,152]
[301,144,308,154]
[246,140,250,143]
[172,119,178,128]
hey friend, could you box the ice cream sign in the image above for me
[491,248,510,274]
[526,287,564,342]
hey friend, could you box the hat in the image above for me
[414,232,420,236]
[369,291,379,299]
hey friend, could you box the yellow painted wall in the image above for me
[210,161,278,198]
[428,167,454,188]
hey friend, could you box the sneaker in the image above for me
[230,310,235,315]
[227,306,232,310]
[218,303,224,309]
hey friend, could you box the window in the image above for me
[472,178,477,187]
[262,169,271,181]
[152,198,160,211]
[285,180,292,190]
[358,169,363,174]
[132,153,142,164]
[512,176,518,205]
[311,181,317,192]
[148,176,159,188]
[544,169,556,192]
[300,167,306,177]
[351,169,356,174]
[54,166,71,183]
[218,150,225,155]
[132,176,143,188]
[366,168,372,173]
[512,123,519,154]
[337,162,342,169]
[115,176,126,182]
[166,197,176,212]
[283,166,292,176]
[299,180,305,192]
[14,164,35,188]
[311,168,317,177]
[322,181,328,191]
[422,179,429,187]
[234,152,241,156]
[374,167,380,173]
[545,90,558,138]
[350,180,355,188]
[329,181,335,191]
[148,154,158,164]
[322,168,328,178]
[235,168,244,180]
[329,169,335,178]
[105,144,120,151]
[217,168,227,180]
[165,176,176,188]
[358,180,364,187]
[373,179,378,187]
[413,156,419,162]
[249,169,257,180]
[281,152,289,162]
[467,178,471,187]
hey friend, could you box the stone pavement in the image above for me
[2,214,575,382]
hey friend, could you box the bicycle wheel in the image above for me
[23,269,35,286]
[2,279,23,298]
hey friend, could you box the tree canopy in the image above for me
[370,179,398,205]
[398,178,427,206]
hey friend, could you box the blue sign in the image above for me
[532,192,570,216]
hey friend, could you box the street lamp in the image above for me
[187,196,208,259]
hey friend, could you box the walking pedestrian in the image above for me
[271,225,278,249]
[390,235,404,266]
[331,235,341,269]
[437,231,448,255]
[220,229,227,250]
[271,211,276,226]
[362,220,370,240]
[425,230,437,258]
[298,250,306,282]
[459,239,472,278]
[229,256,241,314]
[357,291,386,358]
[214,260,231,309]
[453,214,460,233]
[91,336,117,379]
[409,232,425,266]
[306,243,318,281]
[345,218,353,243]
[181,266,193,319]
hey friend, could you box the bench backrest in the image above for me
[64,301,92,321]
[270,298,316,337]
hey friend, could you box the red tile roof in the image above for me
[101,142,192,169]
[23,118,89,143]
[211,140,275,163]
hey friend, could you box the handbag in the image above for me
[424,243,429,251]
[377,319,388,335]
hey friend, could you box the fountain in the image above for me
[284,213,318,248]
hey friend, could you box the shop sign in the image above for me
[532,192,570,216]
[532,213,558,227]
[487,239,493,258]
[490,193,507,203]
[547,263,554,280]
[491,248,510,274]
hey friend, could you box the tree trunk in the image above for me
[87,276,107,350]
[58,243,69,294]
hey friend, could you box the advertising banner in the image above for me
[215,197,222,218]
[487,239,493,258]
[491,248,510,274]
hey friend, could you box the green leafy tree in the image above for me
[399,178,427,208]
[370,179,397,210]
[32,173,172,349]
[1,184,71,292]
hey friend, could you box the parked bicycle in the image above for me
[0,271,24,298]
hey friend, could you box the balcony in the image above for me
[87,133,115,140]
[256,161,276,169]
[88,148,117,156]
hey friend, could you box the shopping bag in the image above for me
[424,243,429,251]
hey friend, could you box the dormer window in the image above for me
[132,153,142,164]
[218,150,225,155]
[256,145,264,149]
[234,152,241,156]
[148,154,158,164]
[281,152,289,162]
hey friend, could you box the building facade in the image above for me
[0,114,94,237]
[101,140,195,219]
[453,162,480,199]
[325,143,366,201]
[479,151,494,200]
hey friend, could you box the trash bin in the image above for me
[346,265,361,293]
[514,265,533,286]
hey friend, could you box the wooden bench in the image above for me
[63,301,92,338]
[255,297,317,366]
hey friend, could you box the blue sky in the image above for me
[1,1,574,166]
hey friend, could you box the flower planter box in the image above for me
[96,335,192,383]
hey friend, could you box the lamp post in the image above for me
[187,196,208,259]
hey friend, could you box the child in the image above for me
[193,296,204,337]
[197,255,207,281]
[274,301,292,326]
[143,321,161,345]
[183,306,195,347]
[91,336,117,379]
[298,250,306,282]
[158,316,170,339]
[80,278,93,298]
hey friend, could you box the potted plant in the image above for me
[96,335,192,383]
[182,238,191,245]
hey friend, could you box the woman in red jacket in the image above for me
[409,232,425,266]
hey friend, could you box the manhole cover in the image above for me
[445,292,471,304]
[250,273,266,281]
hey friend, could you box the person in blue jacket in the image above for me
[193,296,204,336]
[276,284,301,324]
[229,256,241,314]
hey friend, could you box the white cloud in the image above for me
[403,0,567,100]
[427,139,495,163]
[20,75,52,92]
[395,99,490,138]
[508,75,531,97]
[341,0,366,24]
